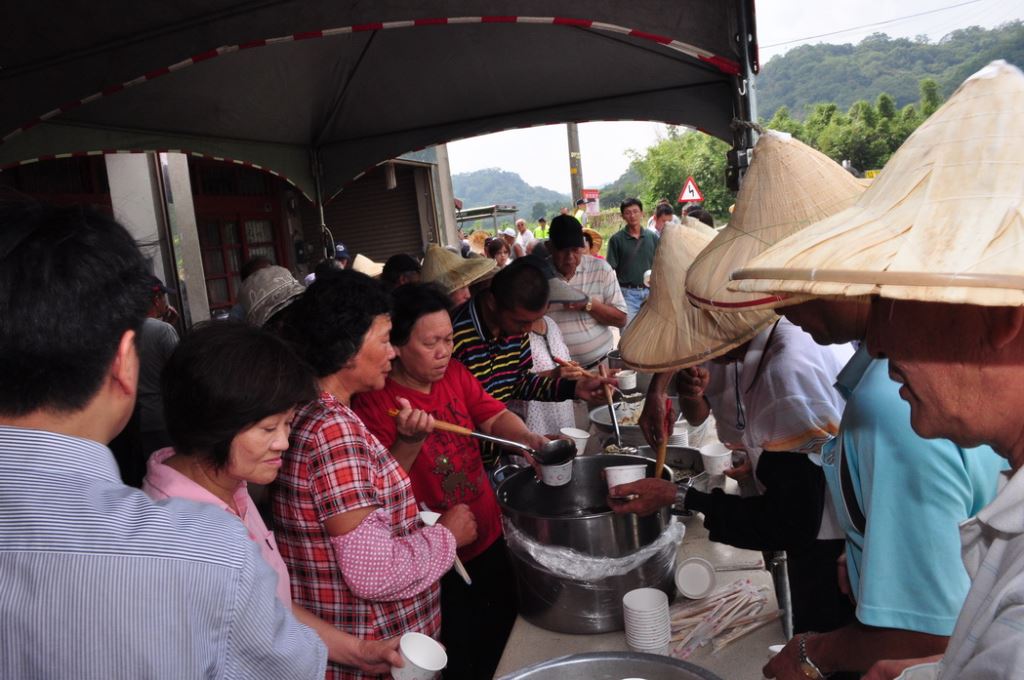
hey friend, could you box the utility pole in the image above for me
[566,123,584,202]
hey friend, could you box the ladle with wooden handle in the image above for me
[385,409,576,465]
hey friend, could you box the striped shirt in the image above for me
[451,297,576,466]
[545,255,626,366]
[0,425,326,680]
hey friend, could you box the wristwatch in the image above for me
[798,634,827,679]
[584,298,593,312]
[672,480,690,512]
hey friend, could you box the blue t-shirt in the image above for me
[822,345,1008,635]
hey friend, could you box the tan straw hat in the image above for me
[467,230,489,256]
[583,228,603,255]
[239,265,305,327]
[350,253,384,278]
[686,130,866,312]
[618,220,774,372]
[731,61,1024,307]
[420,243,496,294]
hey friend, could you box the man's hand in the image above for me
[574,375,617,404]
[762,635,813,680]
[394,397,434,442]
[608,478,675,516]
[676,366,710,399]
[639,395,675,449]
[862,657,942,680]
[348,636,403,673]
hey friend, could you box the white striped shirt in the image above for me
[0,425,326,680]
[545,255,627,367]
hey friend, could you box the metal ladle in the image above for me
[386,409,577,465]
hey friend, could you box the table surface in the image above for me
[494,517,786,679]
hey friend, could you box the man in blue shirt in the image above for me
[0,198,382,678]
[762,298,1006,680]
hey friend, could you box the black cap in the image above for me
[548,214,585,250]
[383,253,421,276]
[575,198,587,206]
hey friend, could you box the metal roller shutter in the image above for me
[301,163,426,264]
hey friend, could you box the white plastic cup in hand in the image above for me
[605,464,647,489]
[700,442,732,477]
[391,632,447,680]
[559,427,590,455]
[617,370,637,391]
[539,460,573,486]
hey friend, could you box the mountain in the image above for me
[757,22,1024,119]
[452,168,570,223]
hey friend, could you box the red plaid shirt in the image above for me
[273,392,441,680]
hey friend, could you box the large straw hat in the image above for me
[239,265,305,327]
[583,228,603,255]
[730,61,1024,307]
[421,243,496,294]
[351,253,384,278]
[618,220,774,371]
[686,130,866,312]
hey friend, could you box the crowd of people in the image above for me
[2,60,1022,680]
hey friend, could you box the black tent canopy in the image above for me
[1,1,759,203]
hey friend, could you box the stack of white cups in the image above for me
[622,588,671,655]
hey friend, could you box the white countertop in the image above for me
[494,517,785,679]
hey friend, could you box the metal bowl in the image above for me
[497,651,724,680]
[590,397,691,448]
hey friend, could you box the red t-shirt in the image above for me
[354,359,506,562]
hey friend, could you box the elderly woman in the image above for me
[354,283,532,679]
[141,322,402,674]
[272,271,478,680]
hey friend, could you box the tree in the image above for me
[628,131,733,219]
[531,201,547,220]
[920,78,942,117]
[876,93,896,120]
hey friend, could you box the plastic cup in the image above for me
[675,557,716,599]
[605,464,647,489]
[391,632,447,680]
[617,370,637,391]
[539,460,573,486]
[700,442,732,477]
[622,588,670,652]
[559,427,591,455]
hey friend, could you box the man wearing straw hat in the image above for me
[729,61,1024,680]
[611,216,854,637]
[680,129,1007,679]
[420,243,496,308]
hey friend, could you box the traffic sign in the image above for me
[677,176,704,203]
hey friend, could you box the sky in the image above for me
[446,0,1023,196]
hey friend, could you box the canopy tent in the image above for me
[1,1,759,207]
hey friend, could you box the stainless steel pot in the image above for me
[497,455,679,634]
[497,651,724,680]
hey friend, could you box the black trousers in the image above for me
[440,537,518,680]
[788,538,855,635]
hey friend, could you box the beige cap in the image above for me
[686,130,866,312]
[420,243,496,294]
[618,219,774,371]
[350,253,384,278]
[238,265,305,327]
[731,61,1024,307]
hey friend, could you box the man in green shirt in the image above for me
[606,197,658,323]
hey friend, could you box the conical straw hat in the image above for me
[351,253,384,278]
[730,60,1024,307]
[618,219,774,372]
[420,243,496,294]
[583,228,603,255]
[467,230,489,255]
[686,130,866,312]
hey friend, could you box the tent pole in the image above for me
[312,149,334,261]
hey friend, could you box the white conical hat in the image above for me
[351,253,384,278]
[686,130,866,312]
[731,61,1024,307]
[618,219,774,372]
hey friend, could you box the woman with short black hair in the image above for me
[142,321,402,674]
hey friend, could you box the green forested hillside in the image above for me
[758,22,1024,118]
[452,168,569,221]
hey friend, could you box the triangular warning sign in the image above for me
[677,176,704,203]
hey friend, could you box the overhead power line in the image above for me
[762,0,985,48]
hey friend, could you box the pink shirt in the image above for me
[142,447,293,605]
